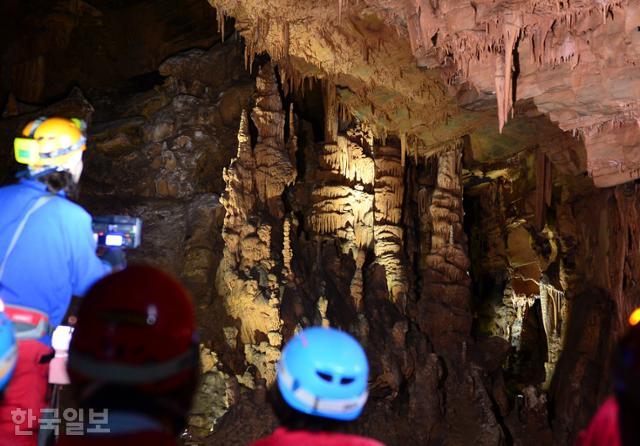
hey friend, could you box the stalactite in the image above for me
[217,8,226,42]
[287,103,298,178]
[282,21,290,58]
[535,151,553,231]
[400,133,407,168]
[323,78,338,143]
[539,280,566,388]
[495,55,506,133]
[321,137,375,185]
[499,14,522,131]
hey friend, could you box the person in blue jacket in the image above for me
[0,116,119,445]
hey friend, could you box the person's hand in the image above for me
[100,247,127,271]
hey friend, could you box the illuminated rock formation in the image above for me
[374,145,407,304]
[418,143,472,358]
[217,62,296,385]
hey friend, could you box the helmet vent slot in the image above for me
[317,371,333,382]
[340,377,355,385]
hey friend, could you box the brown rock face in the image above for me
[0,0,220,104]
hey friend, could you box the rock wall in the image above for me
[82,41,256,439]
[0,38,255,441]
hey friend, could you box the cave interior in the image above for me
[1,0,640,445]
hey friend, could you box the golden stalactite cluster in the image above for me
[309,123,412,304]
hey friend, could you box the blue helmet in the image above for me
[276,327,369,421]
[0,311,17,391]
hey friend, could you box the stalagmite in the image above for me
[252,63,297,218]
[217,62,298,386]
[350,250,366,310]
[374,145,407,303]
[282,216,293,278]
[417,141,471,359]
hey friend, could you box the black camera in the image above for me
[92,215,142,249]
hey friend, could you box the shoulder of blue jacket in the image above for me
[46,195,92,224]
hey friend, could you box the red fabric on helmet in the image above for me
[250,428,386,446]
[575,396,621,446]
[68,265,197,393]
[56,431,178,446]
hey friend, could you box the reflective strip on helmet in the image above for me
[14,136,85,166]
[39,136,86,159]
[279,362,368,416]
[27,117,47,137]
[68,344,198,384]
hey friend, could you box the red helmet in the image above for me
[68,265,199,396]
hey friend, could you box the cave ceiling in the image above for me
[211,0,640,187]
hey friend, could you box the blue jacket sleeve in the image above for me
[66,207,112,296]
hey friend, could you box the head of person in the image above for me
[67,265,200,435]
[614,308,640,407]
[0,305,17,394]
[270,326,369,432]
[14,116,87,194]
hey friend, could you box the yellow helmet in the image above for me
[14,117,87,169]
